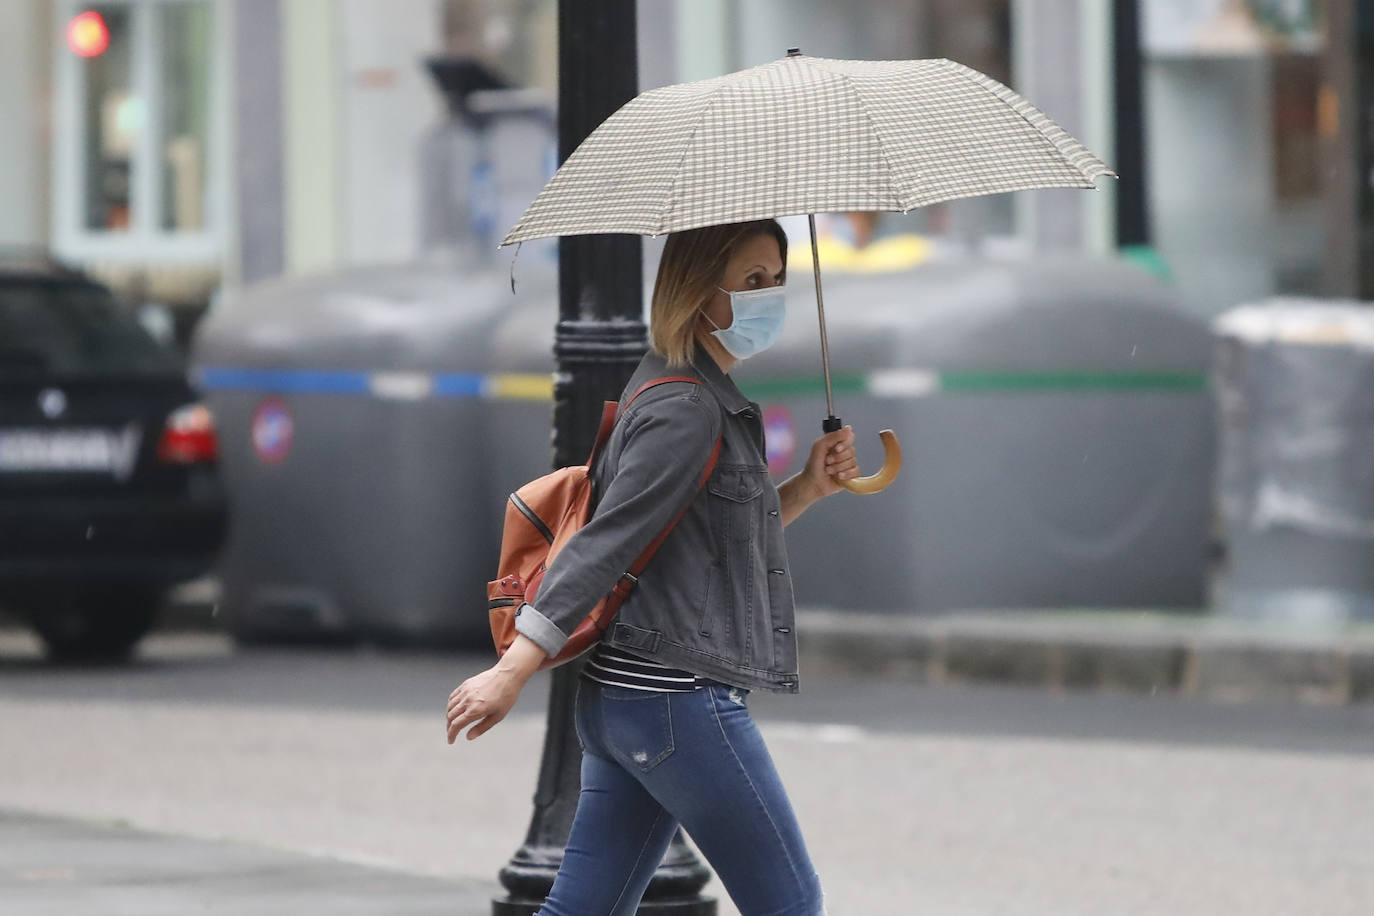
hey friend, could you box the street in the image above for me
[2,629,1372,915]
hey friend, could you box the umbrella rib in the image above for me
[810,63,910,212]
[931,59,1115,182]
[654,90,732,236]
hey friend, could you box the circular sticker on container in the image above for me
[763,406,797,476]
[251,397,294,464]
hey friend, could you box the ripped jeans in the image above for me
[535,680,826,916]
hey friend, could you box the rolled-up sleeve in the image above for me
[515,389,720,656]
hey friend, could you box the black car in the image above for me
[0,254,227,660]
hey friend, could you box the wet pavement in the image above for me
[3,630,1373,915]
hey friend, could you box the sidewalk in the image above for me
[0,810,495,916]
[165,579,1374,706]
[6,620,1373,915]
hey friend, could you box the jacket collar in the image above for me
[634,345,753,416]
[688,343,753,416]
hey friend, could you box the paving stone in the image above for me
[940,636,1055,686]
[1186,645,1351,705]
[1062,642,1187,693]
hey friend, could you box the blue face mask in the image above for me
[703,285,786,360]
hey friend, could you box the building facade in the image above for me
[0,0,1362,335]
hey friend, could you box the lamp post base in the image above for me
[493,828,717,915]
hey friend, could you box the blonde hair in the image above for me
[650,220,789,368]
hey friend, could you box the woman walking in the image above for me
[447,219,858,916]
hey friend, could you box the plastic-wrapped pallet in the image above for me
[1214,300,1374,623]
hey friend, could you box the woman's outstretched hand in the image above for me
[446,634,546,742]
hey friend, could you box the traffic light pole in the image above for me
[491,1,714,913]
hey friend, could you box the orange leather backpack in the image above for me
[488,377,722,668]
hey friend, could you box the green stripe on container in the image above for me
[939,371,1207,392]
[741,375,868,399]
[744,371,1206,399]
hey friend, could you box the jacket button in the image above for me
[768,509,779,517]
[775,627,791,634]
[769,568,785,575]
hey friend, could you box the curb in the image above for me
[796,609,1374,706]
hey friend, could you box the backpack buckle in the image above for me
[611,572,638,600]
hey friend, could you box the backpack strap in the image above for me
[623,376,704,412]
[598,375,724,615]
[605,433,721,606]
[585,401,620,468]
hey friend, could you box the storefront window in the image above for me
[56,0,221,259]
[79,5,135,232]
[158,1,212,232]
[1142,0,1328,316]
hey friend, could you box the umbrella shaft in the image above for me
[807,214,836,418]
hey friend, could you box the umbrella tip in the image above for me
[786,47,802,57]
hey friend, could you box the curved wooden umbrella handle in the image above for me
[840,429,902,495]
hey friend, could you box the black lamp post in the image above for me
[1112,0,1150,250]
[491,1,715,913]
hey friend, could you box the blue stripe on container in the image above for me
[196,368,490,399]
[197,368,371,394]
[432,373,486,397]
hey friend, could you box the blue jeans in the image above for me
[535,680,826,916]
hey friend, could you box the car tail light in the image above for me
[158,404,219,464]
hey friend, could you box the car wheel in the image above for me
[28,586,163,664]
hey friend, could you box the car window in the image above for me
[0,281,179,375]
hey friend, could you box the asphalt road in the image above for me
[2,630,1372,915]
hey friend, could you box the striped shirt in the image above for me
[581,643,704,692]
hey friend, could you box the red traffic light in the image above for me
[67,11,110,58]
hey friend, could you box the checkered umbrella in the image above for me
[502,51,1115,494]
[502,53,1112,243]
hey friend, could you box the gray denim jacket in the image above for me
[514,346,799,693]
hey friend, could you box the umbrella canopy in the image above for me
[501,53,1114,246]
[503,51,1115,495]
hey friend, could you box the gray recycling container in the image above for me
[733,254,1214,612]
[1214,300,1374,624]
[191,259,556,645]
